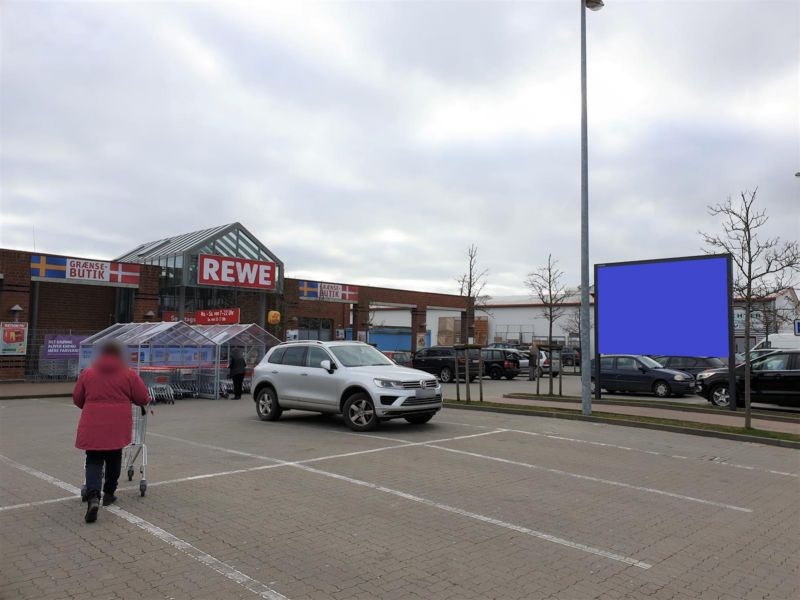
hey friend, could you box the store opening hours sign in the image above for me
[163,308,240,325]
[197,308,240,325]
[198,254,276,290]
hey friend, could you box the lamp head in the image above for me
[586,0,605,11]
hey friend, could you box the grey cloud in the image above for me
[1,1,797,298]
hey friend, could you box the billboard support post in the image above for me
[593,263,601,400]
[726,255,737,410]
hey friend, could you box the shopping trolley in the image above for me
[80,404,149,501]
[125,404,149,497]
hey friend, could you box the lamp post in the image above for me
[580,0,603,416]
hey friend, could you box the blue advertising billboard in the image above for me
[595,255,731,357]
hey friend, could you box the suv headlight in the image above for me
[374,379,404,389]
[696,372,713,380]
[673,374,689,381]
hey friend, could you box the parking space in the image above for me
[1,397,798,600]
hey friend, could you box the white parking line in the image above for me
[0,431,504,512]
[0,494,82,512]
[128,433,652,569]
[291,461,652,570]
[0,454,289,600]
[427,444,752,513]
[439,419,800,478]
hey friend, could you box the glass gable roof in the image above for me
[80,321,215,347]
[192,324,280,347]
[114,223,280,266]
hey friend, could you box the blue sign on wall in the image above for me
[596,255,731,357]
[795,319,800,336]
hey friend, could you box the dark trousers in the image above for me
[85,449,122,498]
[232,374,244,398]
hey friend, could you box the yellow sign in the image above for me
[267,311,281,325]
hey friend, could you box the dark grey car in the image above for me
[652,356,725,377]
[591,355,695,398]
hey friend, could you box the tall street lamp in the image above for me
[580,0,603,416]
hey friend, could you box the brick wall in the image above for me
[0,250,34,379]
[0,249,161,381]
[133,265,160,321]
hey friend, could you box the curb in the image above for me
[503,394,800,424]
[0,393,72,400]
[444,402,800,450]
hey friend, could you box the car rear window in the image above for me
[282,346,306,366]
[268,347,286,364]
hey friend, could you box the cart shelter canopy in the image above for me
[193,324,279,351]
[79,321,216,371]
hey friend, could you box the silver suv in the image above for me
[252,341,442,431]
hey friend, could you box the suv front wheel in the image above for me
[343,393,378,432]
[439,367,453,383]
[255,386,283,421]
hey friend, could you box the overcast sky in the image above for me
[1,0,798,296]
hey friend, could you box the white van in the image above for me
[751,333,800,352]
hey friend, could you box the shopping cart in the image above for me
[80,404,149,501]
[124,404,149,497]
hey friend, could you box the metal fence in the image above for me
[24,329,94,382]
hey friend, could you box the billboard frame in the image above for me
[594,253,737,411]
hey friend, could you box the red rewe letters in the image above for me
[198,254,276,290]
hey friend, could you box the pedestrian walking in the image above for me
[528,342,539,380]
[73,341,149,523]
[229,347,247,399]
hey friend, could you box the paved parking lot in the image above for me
[1,397,798,600]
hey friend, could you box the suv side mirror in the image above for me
[320,360,335,373]
[639,366,649,373]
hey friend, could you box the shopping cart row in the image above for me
[146,378,252,404]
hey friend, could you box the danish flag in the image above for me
[341,285,358,302]
[109,262,141,285]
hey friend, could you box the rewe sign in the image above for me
[198,254,276,290]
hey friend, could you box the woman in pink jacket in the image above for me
[73,341,149,523]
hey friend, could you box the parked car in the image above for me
[486,342,520,350]
[695,350,800,407]
[751,334,800,352]
[412,346,481,383]
[535,350,560,378]
[252,341,442,431]
[590,354,694,398]
[383,350,413,368]
[481,348,521,380]
[651,356,725,377]
[560,348,580,366]
[512,350,530,371]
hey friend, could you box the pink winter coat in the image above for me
[73,354,150,451]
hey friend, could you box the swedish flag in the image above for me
[30,255,67,279]
[298,280,319,299]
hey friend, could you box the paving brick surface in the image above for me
[1,397,798,599]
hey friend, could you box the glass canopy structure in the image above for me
[114,223,284,326]
[79,321,219,397]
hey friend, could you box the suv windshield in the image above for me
[640,356,663,368]
[330,344,394,367]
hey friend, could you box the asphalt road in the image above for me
[1,396,798,600]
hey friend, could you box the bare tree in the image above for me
[565,308,582,340]
[456,244,491,343]
[700,189,800,428]
[758,292,799,343]
[525,254,569,395]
